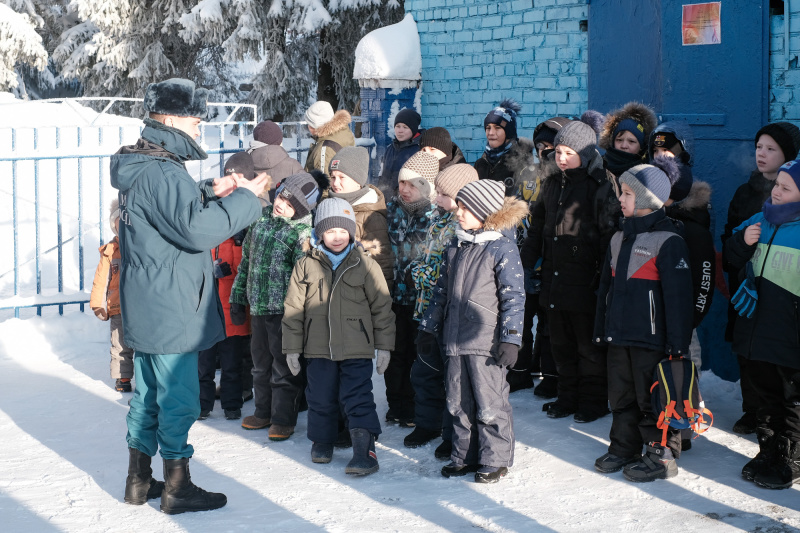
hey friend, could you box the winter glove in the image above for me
[731,262,758,318]
[523,268,541,295]
[376,349,391,375]
[92,307,108,321]
[286,353,301,376]
[493,342,519,367]
[416,329,437,355]
[213,259,233,278]
[230,303,247,326]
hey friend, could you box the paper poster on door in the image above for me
[682,2,721,45]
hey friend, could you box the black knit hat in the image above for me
[395,108,421,136]
[419,127,453,155]
[755,122,800,162]
[484,98,521,141]
[224,151,256,180]
[253,120,283,146]
[533,117,571,147]
[275,172,319,219]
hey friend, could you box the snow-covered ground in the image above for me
[0,312,799,533]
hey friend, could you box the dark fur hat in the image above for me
[143,78,209,119]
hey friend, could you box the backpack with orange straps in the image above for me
[650,356,713,447]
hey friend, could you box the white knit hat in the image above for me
[305,101,335,129]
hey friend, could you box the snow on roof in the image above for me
[353,13,421,89]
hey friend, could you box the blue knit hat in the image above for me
[779,159,800,191]
[613,118,646,149]
[484,98,521,141]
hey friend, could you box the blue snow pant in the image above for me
[306,358,382,444]
[446,354,514,468]
[410,333,453,440]
[126,351,200,459]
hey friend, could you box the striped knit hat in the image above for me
[618,164,671,211]
[456,180,505,222]
[434,164,478,200]
[398,151,440,199]
[314,198,357,241]
[276,172,319,220]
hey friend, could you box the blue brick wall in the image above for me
[406,0,589,162]
[769,11,800,125]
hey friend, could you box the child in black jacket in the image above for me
[593,161,693,483]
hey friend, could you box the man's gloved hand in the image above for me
[376,349,391,375]
[286,353,301,376]
[213,259,233,278]
[230,303,247,325]
[732,262,758,318]
[92,307,108,321]
[493,342,518,367]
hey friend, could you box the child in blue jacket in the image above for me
[419,180,527,483]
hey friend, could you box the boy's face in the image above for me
[614,131,641,155]
[421,146,447,160]
[273,195,296,218]
[435,187,456,211]
[456,201,483,231]
[619,182,637,218]
[536,141,554,160]
[308,125,317,137]
[772,172,800,205]
[756,134,786,177]
[394,123,413,142]
[399,179,423,203]
[485,123,507,149]
[330,170,362,194]
[322,228,350,253]
[555,145,581,171]
[652,146,675,159]
[166,116,202,139]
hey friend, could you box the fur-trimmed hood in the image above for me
[313,110,352,139]
[599,102,658,151]
[678,180,711,211]
[484,196,529,232]
[505,137,536,174]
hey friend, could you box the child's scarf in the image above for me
[762,198,800,226]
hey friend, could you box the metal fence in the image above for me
[0,97,373,318]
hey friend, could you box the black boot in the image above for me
[124,447,164,505]
[345,428,379,476]
[754,436,800,490]
[160,458,227,514]
[742,428,777,481]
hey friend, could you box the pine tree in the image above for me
[0,0,49,95]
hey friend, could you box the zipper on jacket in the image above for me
[648,290,656,335]
[359,319,371,345]
[305,318,312,346]
[319,278,323,302]
[328,256,361,360]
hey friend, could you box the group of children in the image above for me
[91,99,800,489]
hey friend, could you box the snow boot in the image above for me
[544,402,575,419]
[268,424,295,441]
[224,408,241,420]
[311,443,334,464]
[623,444,678,483]
[335,427,352,448]
[441,462,480,478]
[574,407,610,423]
[404,427,442,448]
[345,428,379,476]
[115,378,132,393]
[241,415,270,430]
[160,458,227,514]
[533,376,558,399]
[594,452,640,474]
[197,410,211,421]
[754,436,800,490]
[385,409,400,424]
[733,411,757,434]
[124,447,164,505]
[742,428,777,481]
[435,439,452,460]
[475,465,508,484]
[507,369,534,393]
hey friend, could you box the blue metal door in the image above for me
[589,1,770,380]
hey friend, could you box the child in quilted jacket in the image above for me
[90,199,133,392]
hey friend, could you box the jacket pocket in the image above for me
[648,290,656,335]
[344,315,374,353]
[465,300,498,325]
[304,318,312,347]
[358,319,371,345]
[196,272,205,312]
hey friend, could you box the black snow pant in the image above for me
[531,298,556,377]
[241,337,254,391]
[737,354,759,416]
[306,358,381,444]
[384,304,417,419]
[548,309,607,416]
[410,332,453,440]
[746,358,800,442]
[251,314,303,426]
[447,354,514,468]
[607,345,681,458]
[199,335,247,411]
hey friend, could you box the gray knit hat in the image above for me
[619,164,671,211]
[276,172,319,219]
[329,146,370,187]
[399,151,440,199]
[456,180,505,222]
[434,164,478,200]
[554,120,598,168]
[314,198,357,241]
